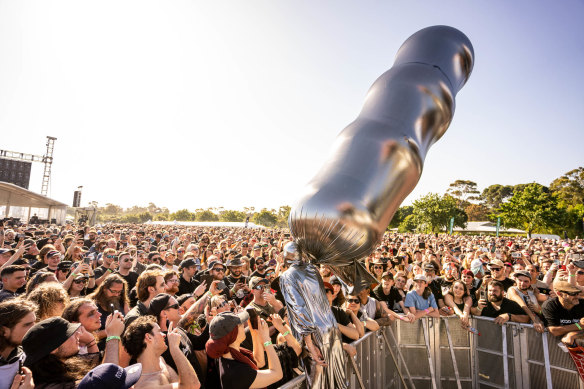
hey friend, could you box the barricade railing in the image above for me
[278,316,583,389]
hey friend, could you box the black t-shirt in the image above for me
[218,357,257,389]
[372,285,403,312]
[94,265,111,280]
[495,277,516,292]
[117,271,138,290]
[331,305,354,343]
[178,276,200,296]
[428,279,445,302]
[480,298,525,318]
[542,298,584,327]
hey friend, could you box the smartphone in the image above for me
[246,307,259,329]
[84,255,91,265]
[560,265,567,271]
[201,274,214,287]
[216,281,227,290]
[18,359,24,375]
[480,290,486,300]
[419,242,426,249]
[512,252,521,258]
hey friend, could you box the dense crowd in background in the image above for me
[1,220,583,389]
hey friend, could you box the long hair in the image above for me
[28,282,70,321]
[88,274,129,310]
[28,354,93,385]
[0,299,37,350]
[447,280,469,300]
[205,326,258,371]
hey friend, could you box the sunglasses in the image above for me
[106,255,116,259]
[212,267,225,272]
[577,271,584,275]
[561,291,580,297]
[253,284,269,290]
[373,266,383,269]
[73,278,88,284]
[489,267,502,271]
[165,303,179,310]
[347,298,360,304]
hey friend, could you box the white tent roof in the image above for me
[0,181,68,208]
[453,221,525,234]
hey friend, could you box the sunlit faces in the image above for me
[77,302,103,332]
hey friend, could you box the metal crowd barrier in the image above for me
[278,316,583,389]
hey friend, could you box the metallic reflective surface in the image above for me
[289,25,474,269]
[281,26,474,388]
[279,253,347,388]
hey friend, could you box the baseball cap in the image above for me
[47,250,61,258]
[330,276,342,286]
[0,248,15,255]
[323,282,334,292]
[78,363,142,389]
[249,276,268,289]
[488,259,505,268]
[413,274,428,282]
[22,317,81,366]
[513,270,531,279]
[423,262,437,271]
[573,260,584,269]
[253,244,261,250]
[148,293,172,318]
[179,258,196,270]
[227,258,245,267]
[209,311,250,340]
[553,280,581,294]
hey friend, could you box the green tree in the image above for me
[497,183,565,237]
[400,193,467,233]
[389,206,414,229]
[220,209,247,222]
[481,184,514,209]
[253,209,278,227]
[103,203,123,215]
[465,203,491,221]
[550,167,584,207]
[171,209,195,221]
[446,180,481,207]
[195,209,219,222]
[277,205,291,227]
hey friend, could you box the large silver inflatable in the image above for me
[280,25,474,388]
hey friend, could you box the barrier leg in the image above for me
[502,325,510,389]
[443,319,463,389]
[423,319,438,389]
[386,326,416,389]
[541,333,554,389]
[381,330,413,389]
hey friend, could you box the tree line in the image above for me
[86,202,292,228]
[389,167,584,237]
[85,167,583,237]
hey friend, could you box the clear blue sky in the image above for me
[0,1,582,212]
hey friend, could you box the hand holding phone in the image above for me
[246,307,259,330]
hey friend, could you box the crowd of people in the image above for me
[0,221,583,389]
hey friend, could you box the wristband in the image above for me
[570,274,576,277]
[282,330,290,337]
[106,336,121,342]
[71,272,78,277]
[107,269,113,273]
[263,341,273,347]
[424,308,430,314]
[207,291,213,298]
[576,323,582,330]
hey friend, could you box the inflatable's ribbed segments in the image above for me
[289,25,474,276]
